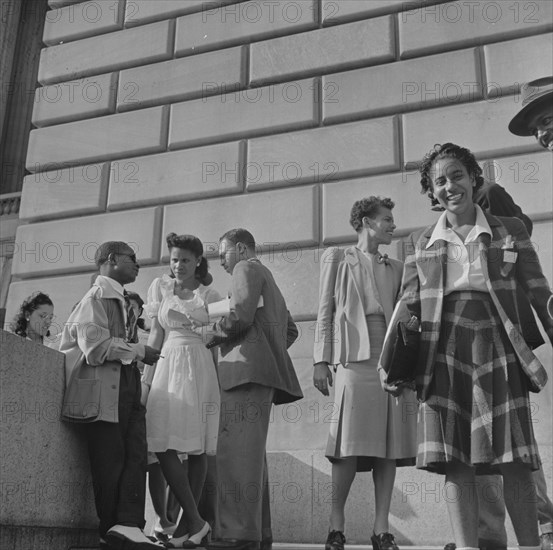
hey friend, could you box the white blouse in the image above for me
[426,205,491,295]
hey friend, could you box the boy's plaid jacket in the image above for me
[381,213,553,401]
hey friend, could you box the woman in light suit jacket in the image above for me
[313,196,418,550]
[380,143,553,549]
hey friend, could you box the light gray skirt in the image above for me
[325,314,418,472]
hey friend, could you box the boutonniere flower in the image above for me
[345,250,359,266]
[377,253,390,265]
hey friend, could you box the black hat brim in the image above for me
[508,92,553,136]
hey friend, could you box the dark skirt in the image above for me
[417,291,540,475]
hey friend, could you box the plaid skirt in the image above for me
[417,291,540,475]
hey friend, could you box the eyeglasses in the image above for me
[117,253,137,264]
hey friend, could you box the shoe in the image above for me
[99,538,111,550]
[478,540,507,550]
[154,520,177,541]
[164,532,190,548]
[444,545,456,550]
[325,530,346,550]
[178,522,210,548]
[371,531,399,550]
[106,525,164,549]
[541,532,553,550]
[260,536,272,550]
[206,540,260,550]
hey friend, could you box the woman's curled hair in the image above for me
[166,232,211,286]
[11,291,53,338]
[349,196,395,232]
[419,142,484,207]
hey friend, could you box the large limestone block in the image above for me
[399,0,553,58]
[32,73,118,127]
[175,0,317,57]
[323,48,481,123]
[107,141,244,210]
[124,0,246,26]
[11,207,162,278]
[38,19,174,84]
[322,172,441,245]
[162,186,319,257]
[169,79,318,149]
[402,97,544,166]
[246,118,399,189]
[20,163,109,221]
[48,0,87,7]
[4,274,94,339]
[26,105,168,171]
[117,46,244,111]
[483,33,553,96]
[488,152,552,220]
[43,0,125,45]
[321,0,447,25]
[250,16,394,84]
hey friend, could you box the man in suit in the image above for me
[60,241,162,550]
[206,228,303,550]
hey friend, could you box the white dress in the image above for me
[145,274,221,455]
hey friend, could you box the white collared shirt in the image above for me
[97,275,127,324]
[358,250,384,315]
[426,205,491,295]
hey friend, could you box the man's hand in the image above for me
[142,346,161,365]
[206,335,227,349]
[313,362,333,396]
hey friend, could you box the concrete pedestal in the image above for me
[0,330,97,549]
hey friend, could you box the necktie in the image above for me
[124,292,138,344]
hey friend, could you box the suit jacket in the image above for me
[381,214,553,401]
[313,246,403,366]
[217,259,303,405]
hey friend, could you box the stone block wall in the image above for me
[3,0,553,545]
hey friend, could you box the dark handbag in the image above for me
[61,354,102,423]
[386,320,420,386]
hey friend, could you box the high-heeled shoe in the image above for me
[164,532,190,548]
[154,520,177,541]
[181,522,211,548]
[371,531,399,550]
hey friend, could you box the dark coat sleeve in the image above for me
[476,183,533,236]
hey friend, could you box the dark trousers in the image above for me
[85,365,147,537]
[216,383,274,542]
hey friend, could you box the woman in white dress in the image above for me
[144,233,221,548]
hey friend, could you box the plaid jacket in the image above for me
[395,213,552,401]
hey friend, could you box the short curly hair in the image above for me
[349,196,395,232]
[11,291,53,338]
[419,143,484,207]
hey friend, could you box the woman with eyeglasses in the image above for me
[11,291,54,345]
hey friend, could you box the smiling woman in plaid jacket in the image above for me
[380,143,553,550]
